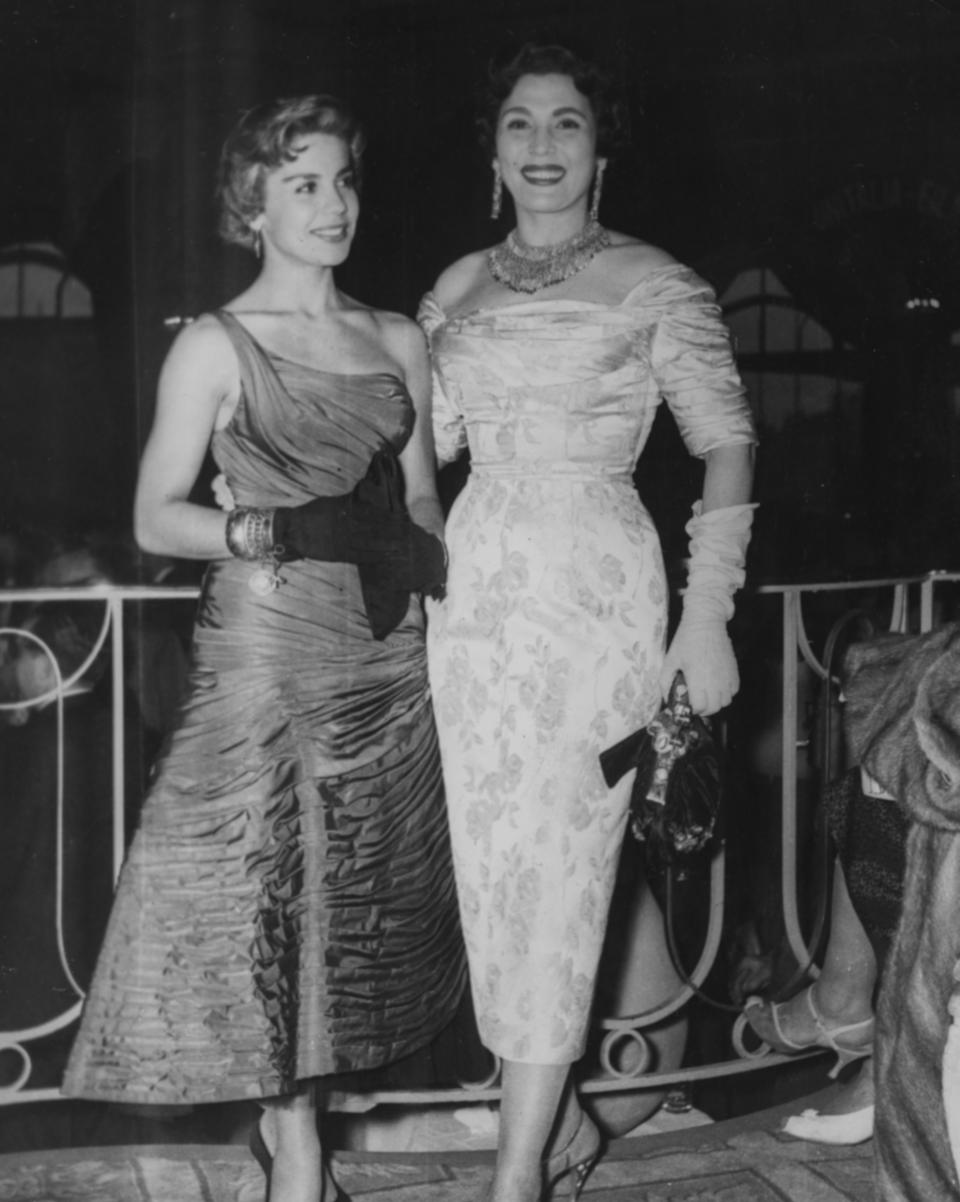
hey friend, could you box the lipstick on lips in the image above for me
[311,224,350,241]
[520,165,566,185]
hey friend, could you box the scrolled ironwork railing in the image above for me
[1,573,957,1110]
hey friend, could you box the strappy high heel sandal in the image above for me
[248,1112,352,1202]
[744,985,874,1079]
[542,1111,602,1201]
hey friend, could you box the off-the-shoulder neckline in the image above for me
[424,262,700,325]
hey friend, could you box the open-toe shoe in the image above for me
[743,985,874,1078]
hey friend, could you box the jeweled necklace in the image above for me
[487,220,611,294]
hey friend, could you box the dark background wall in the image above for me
[2,0,960,575]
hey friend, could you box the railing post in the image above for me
[921,575,936,633]
[780,587,809,969]
[110,594,126,882]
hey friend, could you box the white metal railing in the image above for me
[1,573,956,1109]
[765,572,955,973]
[0,585,198,1104]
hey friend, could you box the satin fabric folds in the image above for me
[419,265,756,1065]
[64,311,464,1104]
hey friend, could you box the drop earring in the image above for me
[252,226,263,259]
[590,161,606,222]
[490,163,503,221]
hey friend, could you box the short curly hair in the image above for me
[217,94,365,252]
[477,43,630,161]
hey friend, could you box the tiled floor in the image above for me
[0,1083,880,1201]
[0,1048,880,1200]
[336,1096,713,1154]
[0,1095,876,1202]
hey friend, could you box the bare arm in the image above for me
[394,321,445,542]
[134,317,239,559]
[701,441,756,512]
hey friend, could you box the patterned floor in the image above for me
[0,1094,874,1202]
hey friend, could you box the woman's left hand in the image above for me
[661,615,738,715]
[211,474,236,511]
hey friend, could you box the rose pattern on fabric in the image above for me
[419,265,756,1063]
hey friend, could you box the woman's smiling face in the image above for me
[495,73,603,221]
[255,132,359,267]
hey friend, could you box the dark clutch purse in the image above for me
[599,672,722,863]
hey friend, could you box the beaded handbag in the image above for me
[599,672,721,863]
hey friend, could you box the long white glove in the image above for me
[660,501,756,715]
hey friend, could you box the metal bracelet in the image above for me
[225,507,252,559]
[246,508,276,559]
[225,507,276,561]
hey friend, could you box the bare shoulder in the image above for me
[173,310,231,348]
[335,295,423,353]
[162,312,236,381]
[151,312,240,435]
[431,250,490,312]
[366,306,425,352]
[358,306,430,381]
[600,233,681,293]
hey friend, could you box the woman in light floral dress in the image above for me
[418,44,756,1202]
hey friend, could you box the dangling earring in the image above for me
[251,226,263,259]
[490,162,503,221]
[590,161,606,222]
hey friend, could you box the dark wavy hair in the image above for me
[477,43,630,160]
[217,94,365,252]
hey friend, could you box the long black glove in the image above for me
[272,452,388,564]
[274,449,446,638]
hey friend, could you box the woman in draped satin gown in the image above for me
[419,45,756,1202]
[64,96,464,1202]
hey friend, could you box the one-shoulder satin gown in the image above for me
[64,310,465,1103]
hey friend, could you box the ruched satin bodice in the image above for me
[420,265,755,480]
[211,313,414,507]
[65,311,465,1103]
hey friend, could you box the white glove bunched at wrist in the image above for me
[659,501,757,715]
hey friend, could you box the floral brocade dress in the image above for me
[63,310,465,1104]
[418,265,756,1064]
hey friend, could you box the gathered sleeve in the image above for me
[417,292,468,468]
[645,268,758,457]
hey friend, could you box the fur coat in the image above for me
[842,622,960,1200]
